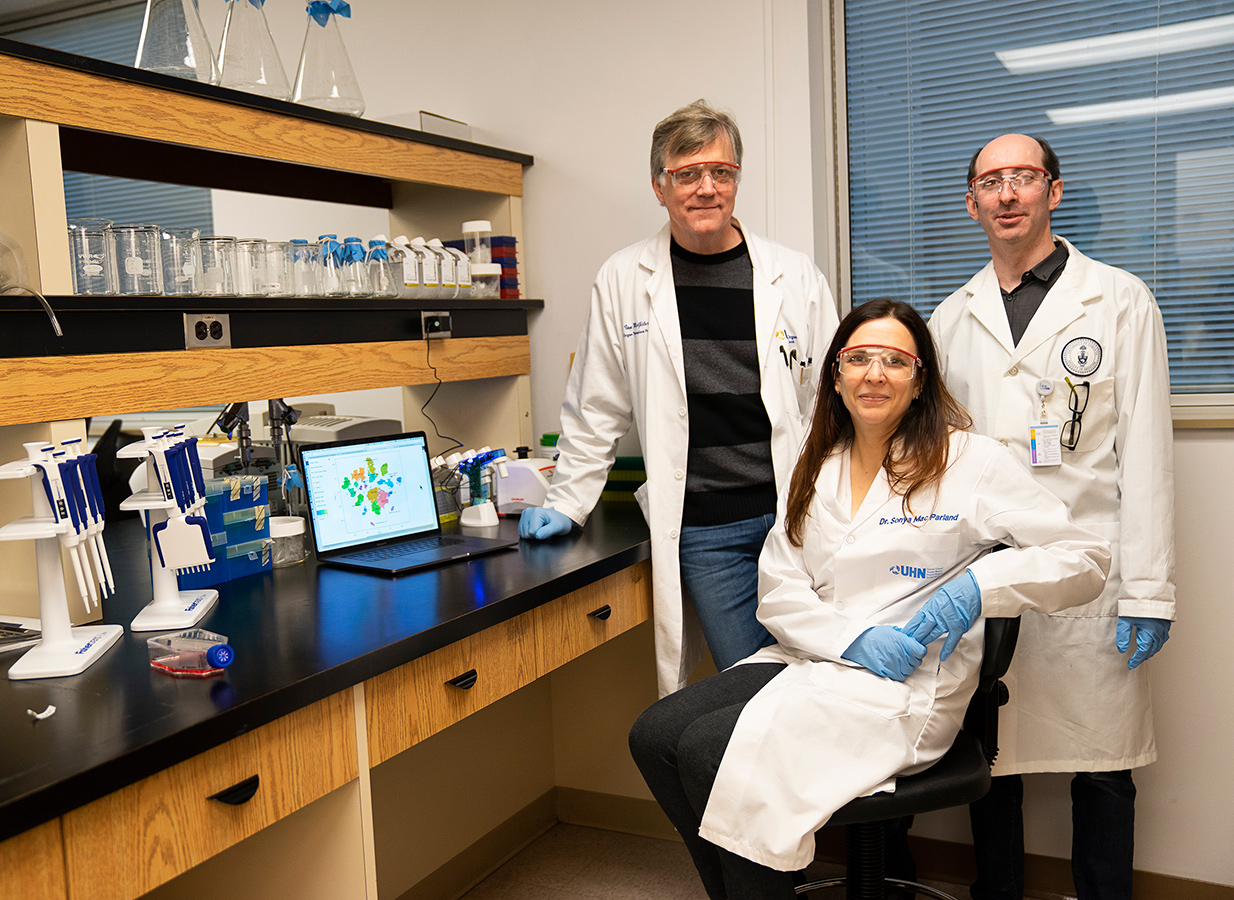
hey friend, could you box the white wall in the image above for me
[196,0,1233,888]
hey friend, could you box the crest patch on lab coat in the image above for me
[1061,336,1102,377]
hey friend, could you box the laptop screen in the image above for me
[301,432,439,554]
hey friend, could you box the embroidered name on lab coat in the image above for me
[623,320,649,338]
[878,513,960,525]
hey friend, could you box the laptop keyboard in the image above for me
[349,535,467,561]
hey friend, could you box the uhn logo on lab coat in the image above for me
[889,564,945,580]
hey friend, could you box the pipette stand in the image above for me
[118,444,218,632]
[119,494,218,632]
[0,458,122,680]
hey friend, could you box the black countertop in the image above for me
[0,504,650,842]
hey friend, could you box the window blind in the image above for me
[844,0,1234,393]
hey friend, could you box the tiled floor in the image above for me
[459,823,989,899]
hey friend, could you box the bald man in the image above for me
[928,134,1176,900]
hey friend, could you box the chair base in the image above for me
[795,875,961,900]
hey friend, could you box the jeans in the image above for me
[679,513,777,671]
[629,662,796,900]
[970,771,1136,900]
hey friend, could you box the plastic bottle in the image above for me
[427,238,457,299]
[445,246,472,298]
[292,0,365,116]
[217,0,292,100]
[408,237,441,298]
[391,236,422,299]
[135,0,218,84]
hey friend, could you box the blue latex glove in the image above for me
[1116,616,1171,669]
[901,570,982,662]
[518,507,575,540]
[841,625,927,682]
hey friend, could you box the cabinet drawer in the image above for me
[62,690,357,900]
[533,560,652,674]
[365,609,537,766]
[0,819,66,900]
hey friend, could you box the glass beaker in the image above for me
[339,236,370,296]
[289,239,322,296]
[135,0,218,83]
[217,0,292,100]
[159,227,201,296]
[292,1,365,116]
[260,241,293,296]
[232,238,267,296]
[366,240,399,298]
[67,218,115,295]
[199,236,237,296]
[108,224,164,295]
[317,234,345,297]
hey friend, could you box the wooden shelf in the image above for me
[0,335,530,427]
[0,39,530,198]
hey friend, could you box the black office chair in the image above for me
[796,616,1021,900]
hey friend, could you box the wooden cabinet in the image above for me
[60,690,357,900]
[0,819,67,900]
[532,561,653,673]
[364,560,653,768]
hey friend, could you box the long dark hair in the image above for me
[784,299,972,546]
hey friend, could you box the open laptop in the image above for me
[300,431,518,575]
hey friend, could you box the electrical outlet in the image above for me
[421,311,452,339]
[184,313,232,349]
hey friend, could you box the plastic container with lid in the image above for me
[471,263,501,299]
[539,432,560,462]
[461,220,492,265]
[270,515,307,567]
[148,628,234,678]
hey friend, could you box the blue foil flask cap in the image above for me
[307,0,350,26]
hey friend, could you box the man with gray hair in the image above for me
[520,100,838,696]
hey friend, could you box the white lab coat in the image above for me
[695,431,1110,871]
[545,221,838,696]
[928,237,1176,774]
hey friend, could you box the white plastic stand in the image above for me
[459,499,500,527]
[118,490,218,632]
[0,458,122,680]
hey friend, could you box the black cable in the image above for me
[420,335,463,455]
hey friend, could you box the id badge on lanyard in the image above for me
[1028,379,1062,467]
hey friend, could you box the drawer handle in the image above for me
[446,668,478,690]
[208,775,260,806]
[588,605,613,621]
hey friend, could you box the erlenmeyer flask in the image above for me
[217,0,292,100]
[292,1,365,117]
[135,0,218,84]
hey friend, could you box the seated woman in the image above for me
[629,299,1110,900]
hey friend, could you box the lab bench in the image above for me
[0,502,653,900]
